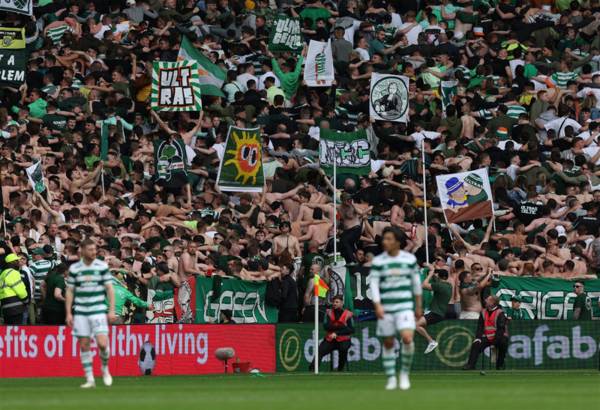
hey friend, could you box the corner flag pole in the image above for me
[314,290,319,375]
[422,139,429,264]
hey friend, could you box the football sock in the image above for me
[382,346,396,377]
[100,347,110,373]
[80,350,94,380]
[400,341,415,375]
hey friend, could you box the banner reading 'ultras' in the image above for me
[0,27,27,87]
[195,277,278,323]
[151,61,202,111]
[369,73,409,123]
[216,126,264,192]
[319,128,371,175]
[493,277,600,320]
[436,167,494,224]
[269,15,303,52]
[0,324,275,378]
[303,39,334,87]
[276,321,600,372]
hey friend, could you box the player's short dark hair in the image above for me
[332,295,344,302]
[382,226,406,248]
[435,269,449,280]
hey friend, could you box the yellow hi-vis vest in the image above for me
[0,268,27,312]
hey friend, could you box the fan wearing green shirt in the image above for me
[505,295,526,320]
[415,268,453,354]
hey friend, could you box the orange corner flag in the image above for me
[314,274,329,298]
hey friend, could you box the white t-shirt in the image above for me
[399,22,423,45]
[410,131,441,146]
[544,117,582,138]
[236,73,258,92]
[213,142,225,161]
[355,47,370,61]
[509,59,525,78]
[258,71,281,91]
[577,87,600,109]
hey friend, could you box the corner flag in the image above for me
[314,274,329,298]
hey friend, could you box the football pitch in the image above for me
[1,371,598,410]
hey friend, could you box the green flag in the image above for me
[319,128,371,175]
[195,277,278,323]
[216,126,264,192]
[178,36,226,97]
[268,15,303,52]
[153,137,189,186]
[440,80,458,111]
[151,60,203,112]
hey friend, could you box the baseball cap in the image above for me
[5,253,20,263]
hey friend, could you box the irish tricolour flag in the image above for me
[178,36,226,97]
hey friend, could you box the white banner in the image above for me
[0,0,32,16]
[435,168,493,224]
[303,39,334,87]
[369,73,410,123]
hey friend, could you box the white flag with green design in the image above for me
[0,0,32,16]
[304,39,334,87]
[178,36,226,97]
[151,61,202,112]
[26,161,46,193]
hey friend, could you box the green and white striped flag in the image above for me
[151,61,202,112]
[178,36,226,97]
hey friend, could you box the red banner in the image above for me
[0,324,275,378]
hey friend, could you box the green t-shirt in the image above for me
[42,273,65,312]
[573,293,592,320]
[299,7,331,29]
[429,276,452,317]
[148,275,175,298]
[28,98,48,118]
[506,307,526,320]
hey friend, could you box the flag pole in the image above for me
[314,291,319,375]
[101,167,106,198]
[332,147,337,260]
[422,139,429,264]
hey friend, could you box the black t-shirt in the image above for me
[516,201,544,225]
[490,57,510,77]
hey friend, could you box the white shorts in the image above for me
[377,311,416,337]
[459,311,480,320]
[73,314,109,338]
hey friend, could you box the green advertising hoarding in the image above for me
[276,321,600,372]
[195,277,278,324]
[493,277,600,319]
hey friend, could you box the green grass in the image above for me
[1,372,598,410]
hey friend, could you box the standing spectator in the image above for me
[505,296,526,320]
[42,264,68,325]
[0,254,29,324]
[573,281,592,320]
[278,264,299,323]
[415,268,453,354]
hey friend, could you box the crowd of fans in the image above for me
[0,0,599,325]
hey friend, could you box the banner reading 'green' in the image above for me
[492,277,600,320]
[195,277,278,324]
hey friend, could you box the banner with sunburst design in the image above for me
[216,126,264,192]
